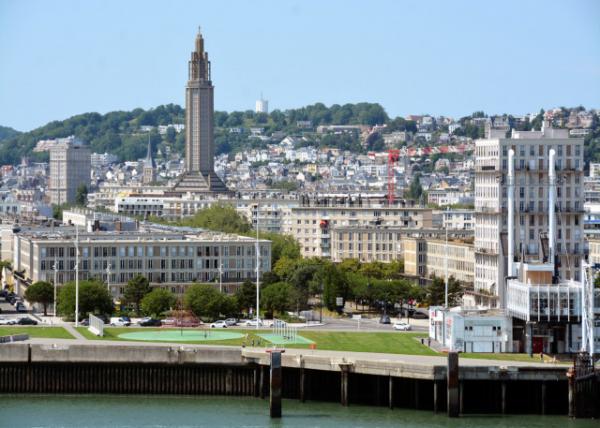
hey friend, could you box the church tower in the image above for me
[142,136,156,185]
[174,28,228,193]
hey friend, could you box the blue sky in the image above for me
[1,0,599,131]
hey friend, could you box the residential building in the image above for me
[48,136,91,205]
[284,196,433,258]
[10,224,271,298]
[474,124,584,309]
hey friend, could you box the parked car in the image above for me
[17,317,37,325]
[379,314,391,324]
[244,319,263,327]
[109,317,131,327]
[224,318,238,326]
[210,320,228,328]
[138,317,162,327]
[411,311,428,319]
[80,318,90,326]
[15,302,27,313]
[0,318,16,325]
[393,322,412,331]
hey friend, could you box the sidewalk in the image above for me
[61,323,87,341]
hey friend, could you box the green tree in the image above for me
[235,279,256,314]
[426,276,463,306]
[184,283,228,321]
[182,203,251,234]
[75,184,88,206]
[123,275,151,315]
[57,279,113,321]
[24,281,54,316]
[261,282,297,316]
[141,288,176,317]
[407,173,423,201]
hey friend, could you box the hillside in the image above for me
[1,104,598,166]
[0,125,20,141]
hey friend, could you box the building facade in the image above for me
[474,125,584,308]
[11,227,271,297]
[48,137,91,205]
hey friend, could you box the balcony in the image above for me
[475,206,501,214]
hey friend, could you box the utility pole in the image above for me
[75,226,80,327]
[53,256,58,317]
[255,203,260,330]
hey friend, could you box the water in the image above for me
[1,395,597,428]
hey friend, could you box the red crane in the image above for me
[387,149,400,205]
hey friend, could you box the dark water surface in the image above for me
[1,394,597,428]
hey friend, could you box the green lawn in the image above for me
[75,327,435,355]
[0,326,74,339]
[72,327,566,363]
[292,331,437,355]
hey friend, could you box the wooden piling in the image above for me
[269,351,282,418]
[447,352,459,417]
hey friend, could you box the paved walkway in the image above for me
[62,323,87,341]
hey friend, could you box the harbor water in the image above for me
[1,394,598,428]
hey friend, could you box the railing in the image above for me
[88,314,105,337]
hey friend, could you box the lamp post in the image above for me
[74,226,80,327]
[444,208,449,308]
[255,203,260,330]
[218,250,223,293]
[53,256,58,318]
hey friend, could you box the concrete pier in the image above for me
[0,342,577,416]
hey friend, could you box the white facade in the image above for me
[474,126,584,308]
[255,98,268,114]
[429,307,512,353]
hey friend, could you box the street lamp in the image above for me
[52,256,58,318]
[255,203,260,330]
[74,226,80,327]
[106,263,112,295]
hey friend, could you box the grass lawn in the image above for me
[460,352,569,364]
[75,327,435,355]
[0,326,74,339]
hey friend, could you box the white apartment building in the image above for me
[474,125,584,309]
[48,136,91,205]
[235,200,297,233]
[284,197,433,258]
[10,226,271,298]
[401,236,475,285]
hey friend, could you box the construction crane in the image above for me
[387,149,400,205]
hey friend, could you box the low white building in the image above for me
[429,306,512,353]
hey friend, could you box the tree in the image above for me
[184,283,229,321]
[123,275,151,315]
[426,276,463,306]
[407,173,424,201]
[75,184,88,207]
[141,288,176,317]
[261,282,297,316]
[182,203,251,234]
[24,281,54,315]
[57,279,113,321]
[235,280,256,314]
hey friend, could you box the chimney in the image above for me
[507,148,515,277]
[548,149,556,271]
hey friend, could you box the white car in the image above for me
[109,317,131,327]
[393,322,411,331]
[210,320,228,328]
[244,319,263,327]
[0,318,16,325]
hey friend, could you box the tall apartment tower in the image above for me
[174,28,228,193]
[255,96,268,114]
[474,124,584,309]
[48,136,91,205]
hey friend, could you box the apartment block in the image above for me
[48,137,91,205]
[474,125,584,308]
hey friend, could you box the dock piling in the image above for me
[447,352,459,417]
[269,351,282,418]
